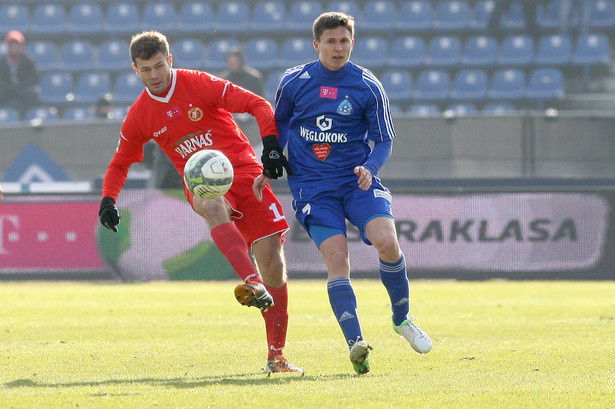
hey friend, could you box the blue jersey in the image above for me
[274,61,396,189]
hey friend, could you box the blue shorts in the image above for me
[290,176,394,246]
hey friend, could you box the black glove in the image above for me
[99,196,120,233]
[261,135,292,179]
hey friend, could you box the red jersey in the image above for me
[102,68,278,200]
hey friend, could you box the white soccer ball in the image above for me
[183,149,234,199]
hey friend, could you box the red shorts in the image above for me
[184,171,289,247]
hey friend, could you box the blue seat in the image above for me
[286,1,323,32]
[498,35,535,66]
[74,72,112,105]
[25,107,59,123]
[113,72,144,105]
[500,0,526,30]
[535,34,572,65]
[244,38,279,70]
[0,5,30,33]
[488,69,526,100]
[469,0,495,29]
[205,39,240,72]
[573,33,611,65]
[177,2,214,33]
[0,107,21,123]
[30,4,66,35]
[251,1,286,32]
[351,36,389,69]
[590,0,615,29]
[407,103,440,116]
[450,69,488,101]
[482,102,517,115]
[215,2,250,33]
[434,0,470,30]
[363,1,396,31]
[264,71,284,103]
[96,40,131,72]
[526,68,564,102]
[413,69,451,101]
[380,70,413,103]
[25,41,58,72]
[59,40,95,73]
[63,106,94,121]
[172,39,205,70]
[397,0,433,31]
[140,3,176,32]
[444,103,478,116]
[536,0,561,30]
[425,36,461,67]
[461,35,497,66]
[389,36,425,68]
[279,38,315,68]
[105,3,139,34]
[67,3,103,34]
[328,1,361,19]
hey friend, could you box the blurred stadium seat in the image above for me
[63,106,94,121]
[407,103,440,116]
[244,38,279,70]
[264,71,284,103]
[488,68,526,100]
[425,35,461,67]
[74,72,112,105]
[461,35,498,66]
[499,0,527,30]
[433,0,470,31]
[287,1,323,32]
[177,2,214,33]
[380,69,413,103]
[26,41,58,72]
[414,69,451,101]
[498,34,535,66]
[535,34,572,66]
[251,1,286,32]
[572,33,611,65]
[205,38,239,72]
[450,69,488,101]
[482,101,517,115]
[30,4,66,35]
[351,36,389,69]
[96,40,131,72]
[59,40,95,73]
[67,3,104,34]
[113,72,144,105]
[389,36,426,68]
[0,107,20,122]
[469,0,495,29]
[397,0,433,31]
[444,102,478,115]
[328,1,361,19]
[0,5,30,33]
[363,0,397,32]
[215,2,250,34]
[279,38,315,68]
[526,68,564,102]
[140,3,176,32]
[25,106,59,123]
[590,0,615,29]
[172,39,205,70]
[105,3,139,35]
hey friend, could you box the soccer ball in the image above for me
[183,149,234,199]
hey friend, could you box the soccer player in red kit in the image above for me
[98,31,300,374]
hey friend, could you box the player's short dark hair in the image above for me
[129,31,170,65]
[312,12,355,42]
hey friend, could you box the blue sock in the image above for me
[327,278,363,349]
[379,254,410,327]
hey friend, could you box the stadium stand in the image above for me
[39,72,74,106]
[2,0,613,120]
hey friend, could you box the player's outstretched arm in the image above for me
[252,174,271,202]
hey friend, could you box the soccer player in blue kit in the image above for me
[254,11,432,374]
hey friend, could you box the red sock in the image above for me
[210,223,262,284]
[262,283,289,360]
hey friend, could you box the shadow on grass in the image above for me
[5,373,383,389]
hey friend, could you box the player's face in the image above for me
[133,51,173,95]
[314,26,354,71]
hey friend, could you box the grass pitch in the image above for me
[0,279,613,409]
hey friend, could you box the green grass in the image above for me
[0,280,613,409]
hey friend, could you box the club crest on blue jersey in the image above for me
[337,99,353,115]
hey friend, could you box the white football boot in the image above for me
[393,316,432,354]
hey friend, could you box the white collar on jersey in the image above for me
[146,68,177,103]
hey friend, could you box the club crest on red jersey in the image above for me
[188,107,204,122]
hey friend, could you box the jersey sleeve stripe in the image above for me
[362,70,396,141]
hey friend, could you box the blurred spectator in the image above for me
[94,93,114,120]
[218,47,265,96]
[0,31,40,118]
[559,0,592,33]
